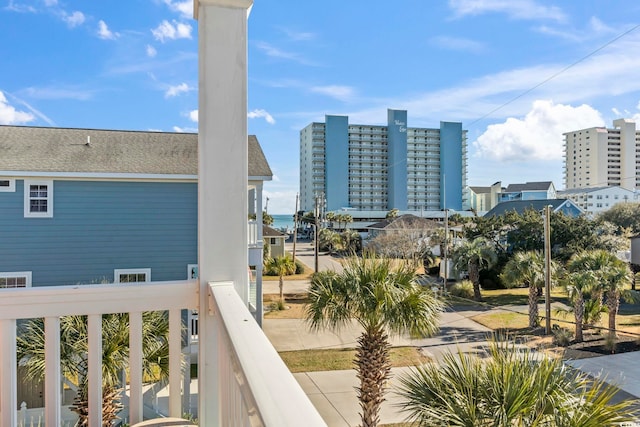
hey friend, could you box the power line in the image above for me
[467,23,640,129]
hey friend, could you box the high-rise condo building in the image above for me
[299,109,467,214]
[564,118,640,191]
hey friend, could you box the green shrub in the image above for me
[552,327,573,347]
[295,259,305,274]
[449,280,474,299]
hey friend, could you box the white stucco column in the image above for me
[196,0,252,424]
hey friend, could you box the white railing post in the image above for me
[44,316,61,426]
[88,314,103,426]
[0,319,17,427]
[129,311,143,424]
[169,308,182,417]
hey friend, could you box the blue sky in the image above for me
[2,1,640,214]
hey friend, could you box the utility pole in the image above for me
[293,193,299,266]
[265,197,269,215]
[314,194,319,273]
[443,207,449,293]
[544,204,552,335]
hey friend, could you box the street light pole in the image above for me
[314,194,319,273]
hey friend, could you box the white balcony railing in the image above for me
[0,280,326,426]
[248,220,260,247]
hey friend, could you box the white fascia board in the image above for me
[0,171,197,182]
[249,175,272,182]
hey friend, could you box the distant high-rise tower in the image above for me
[299,109,467,213]
[563,119,640,191]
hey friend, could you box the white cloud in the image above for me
[151,20,192,43]
[449,0,566,22]
[0,91,35,125]
[278,27,316,41]
[63,10,85,28]
[97,20,119,40]
[473,100,604,162]
[248,109,275,124]
[310,85,356,102]
[254,41,319,66]
[20,86,93,100]
[163,0,192,18]
[430,35,485,53]
[189,109,198,122]
[146,44,157,58]
[43,0,57,6]
[6,0,36,13]
[165,82,191,98]
[172,125,197,133]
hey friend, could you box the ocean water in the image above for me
[271,214,295,231]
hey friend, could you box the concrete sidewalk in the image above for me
[263,306,497,426]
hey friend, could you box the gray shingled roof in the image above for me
[368,214,441,230]
[484,199,575,217]
[504,181,553,192]
[0,125,272,178]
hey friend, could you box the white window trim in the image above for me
[187,264,198,279]
[114,268,151,284]
[24,179,54,218]
[0,271,32,288]
[0,178,15,192]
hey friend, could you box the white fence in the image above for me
[0,280,325,426]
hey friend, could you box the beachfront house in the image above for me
[0,1,326,425]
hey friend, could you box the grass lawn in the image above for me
[264,294,308,319]
[480,287,568,306]
[279,346,430,373]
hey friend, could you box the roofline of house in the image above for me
[0,171,272,182]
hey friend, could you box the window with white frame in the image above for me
[0,272,32,288]
[114,268,151,283]
[0,179,15,192]
[24,180,53,218]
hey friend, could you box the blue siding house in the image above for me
[0,126,272,289]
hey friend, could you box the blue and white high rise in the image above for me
[299,109,467,213]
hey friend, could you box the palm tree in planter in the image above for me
[306,255,444,427]
[265,255,296,309]
[17,311,170,426]
[397,336,637,426]
[562,270,598,342]
[501,251,557,329]
[451,237,497,301]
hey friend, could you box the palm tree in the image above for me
[265,255,296,306]
[341,229,362,254]
[17,311,170,426]
[306,255,443,427]
[397,336,637,426]
[568,250,634,338]
[563,270,598,342]
[451,237,497,301]
[501,251,554,328]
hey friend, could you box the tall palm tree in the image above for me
[397,336,637,426]
[501,251,555,328]
[265,255,296,305]
[451,237,497,301]
[17,311,170,426]
[306,255,443,427]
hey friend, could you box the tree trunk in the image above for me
[355,324,391,427]
[606,289,619,338]
[575,294,584,343]
[468,261,481,301]
[279,275,284,304]
[527,282,539,328]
